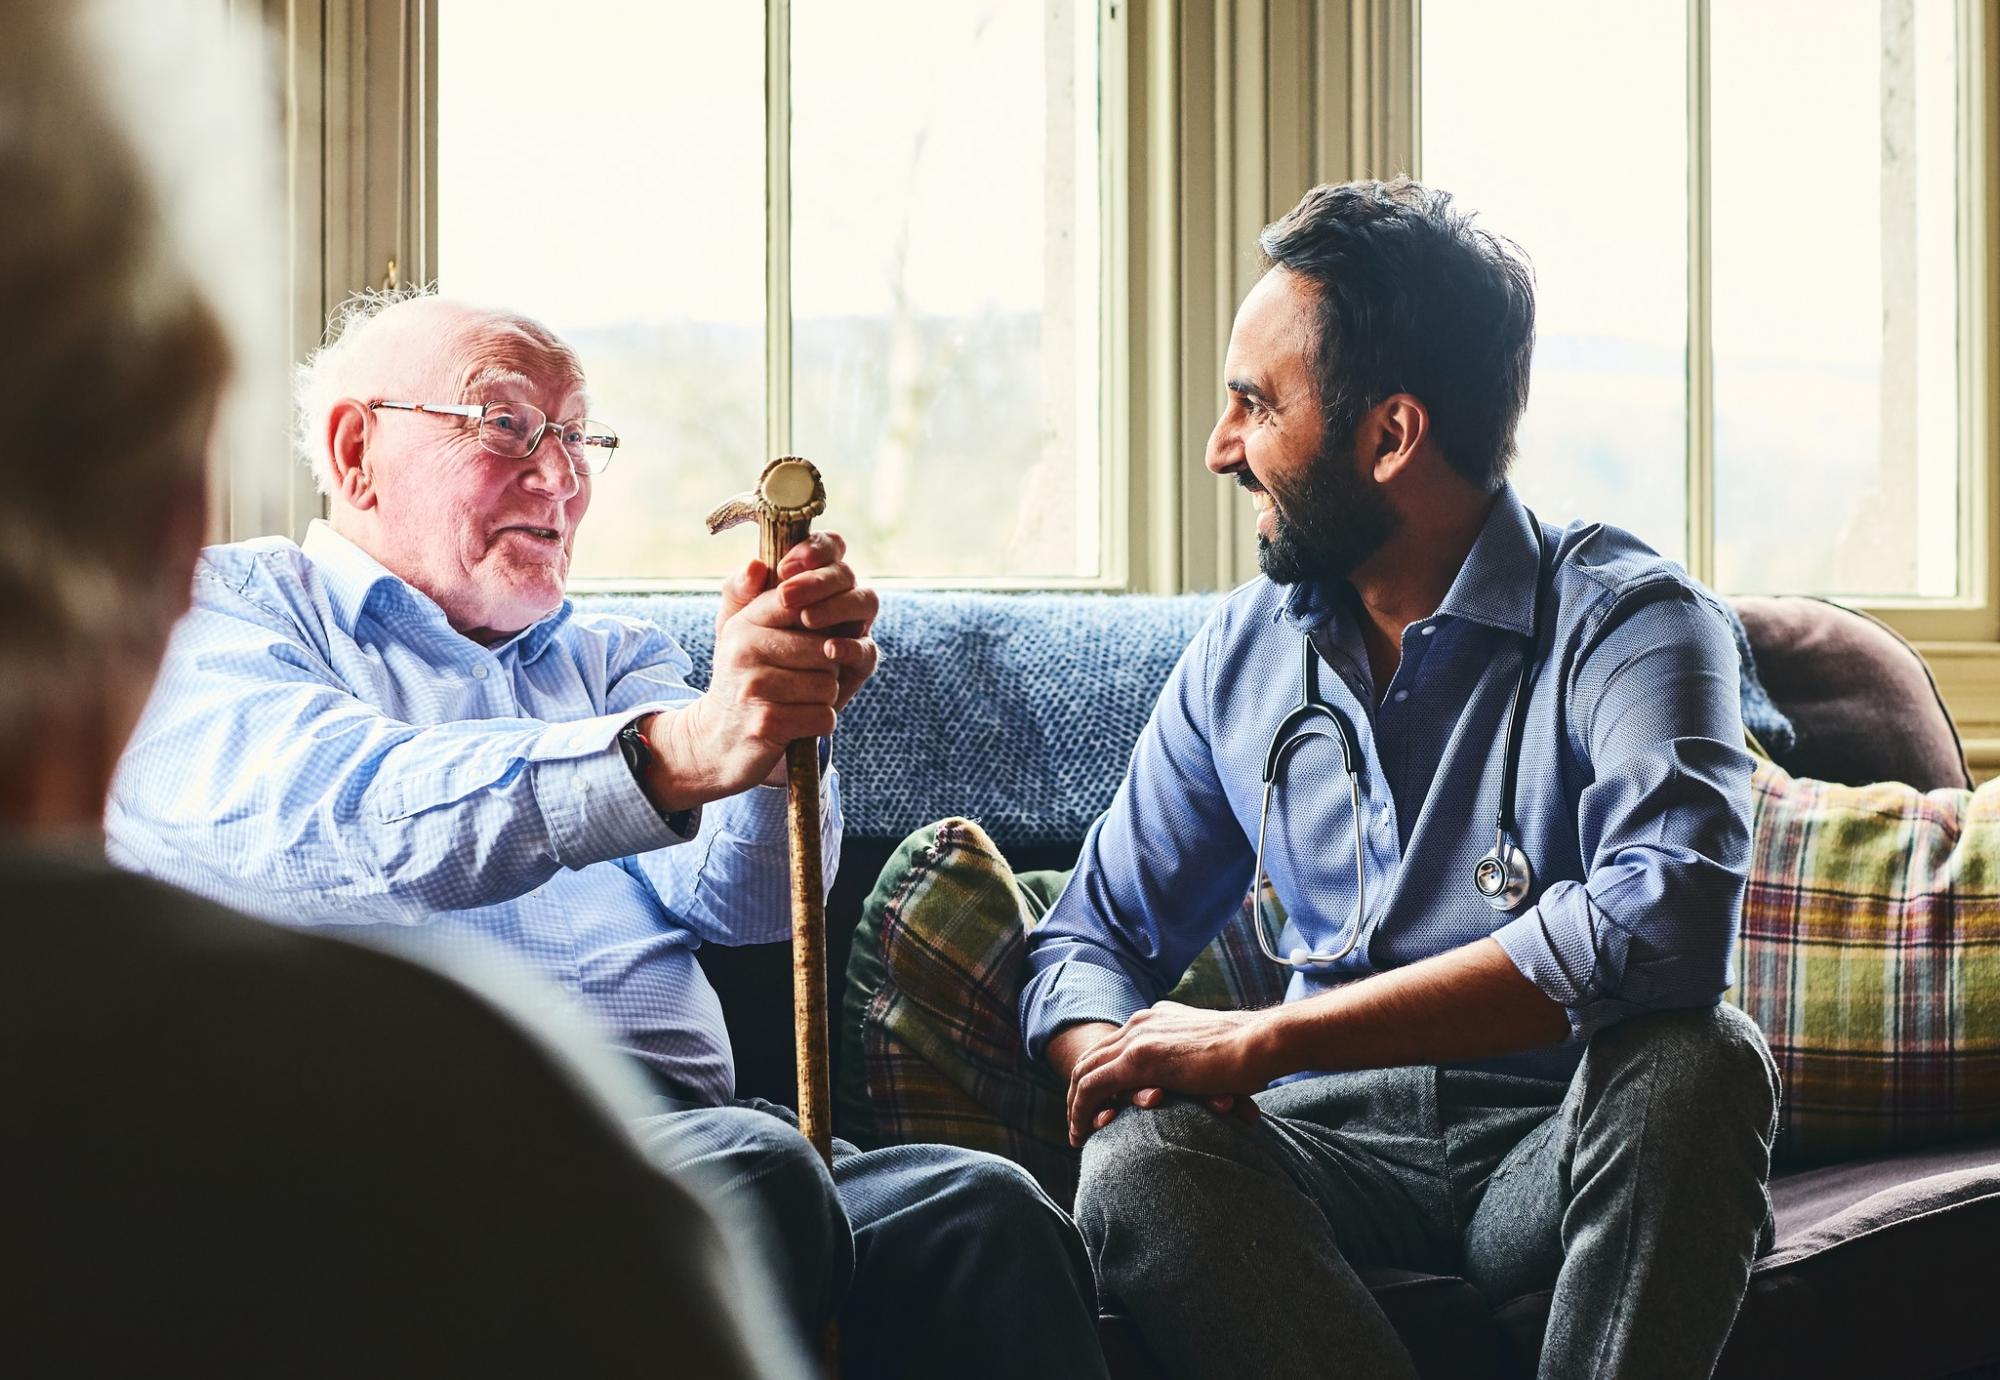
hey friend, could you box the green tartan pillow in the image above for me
[838,817,1283,1205]
[1737,758,2000,1163]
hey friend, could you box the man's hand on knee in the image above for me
[1058,1004,1274,1147]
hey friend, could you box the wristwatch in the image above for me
[619,718,698,838]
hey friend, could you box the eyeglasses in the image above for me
[368,399,621,475]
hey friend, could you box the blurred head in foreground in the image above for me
[0,0,277,832]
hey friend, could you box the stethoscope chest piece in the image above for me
[1472,835,1533,911]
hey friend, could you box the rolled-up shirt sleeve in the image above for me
[1021,613,1256,1060]
[1491,585,1754,1042]
[108,567,694,920]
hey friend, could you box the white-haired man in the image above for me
[1,0,809,1374]
[108,288,1107,1378]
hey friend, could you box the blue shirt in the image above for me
[107,521,841,1104]
[1021,485,1753,1083]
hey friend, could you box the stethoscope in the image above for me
[1251,520,1554,970]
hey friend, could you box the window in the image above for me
[1421,0,1970,606]
[437,0,1105,585]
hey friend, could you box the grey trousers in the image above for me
[1075,1004,1779,1380]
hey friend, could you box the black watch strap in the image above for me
[620,718,696,837]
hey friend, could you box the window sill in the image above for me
[1915,640,2000,782]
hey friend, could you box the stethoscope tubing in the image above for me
[1252,514,1553,971]
[1252,765,1368,968]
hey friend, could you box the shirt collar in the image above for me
[301,520,408,633]
[1273,481,1544,639]
[300,520,573,661]
[1431,482,1543,638]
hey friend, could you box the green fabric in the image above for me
[836,824,1073,1148]
[838,817,1284,1201]
[1737,758,2000,1162]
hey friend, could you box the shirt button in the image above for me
[1420,625,1437,636]
[1392,689,1409,703]
[472,664,489,680]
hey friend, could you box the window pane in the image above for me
[1711,0,1959,597]
[790,0,1103,579]
[1421,0,1689,565]
[438,0,765,580]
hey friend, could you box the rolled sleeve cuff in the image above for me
[1020,959,1152,1063]
[1492,885,1635,1044]
[533,707,694,867]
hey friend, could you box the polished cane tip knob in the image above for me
[758,456,826,520]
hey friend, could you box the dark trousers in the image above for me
[638,1094,1110,1380]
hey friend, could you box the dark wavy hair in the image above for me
[1257,178,1537,492]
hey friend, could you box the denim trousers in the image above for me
[1074,1004,1779,1380]
[639,1094,1109,1380]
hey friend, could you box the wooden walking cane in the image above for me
[706,458,840,1373]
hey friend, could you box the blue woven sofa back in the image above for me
[577,589,1792,849]
[579,591,1218,846]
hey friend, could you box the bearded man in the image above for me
[1024,179,1777,1380]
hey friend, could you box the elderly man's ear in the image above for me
[325,398,378,510]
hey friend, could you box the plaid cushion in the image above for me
[837,817,1283,1204]
[1736,758,2000,1163]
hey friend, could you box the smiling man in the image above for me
[108,290,1106,1380]
[1023,181,1778,1379]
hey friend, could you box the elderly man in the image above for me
[109,289,1105,1379]
[2,0,806,1374]
[1026,181,1777,1379]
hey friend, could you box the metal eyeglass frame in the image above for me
[367,399,620,475]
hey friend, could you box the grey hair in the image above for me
[0,0,280,740]
[294,282,441,495]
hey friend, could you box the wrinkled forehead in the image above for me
[449,316,589,412]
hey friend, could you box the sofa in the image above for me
[581,588,2000,1379]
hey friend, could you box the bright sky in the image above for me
[436,0,1962,596]
[438,0,1049,327]
[1422,0,1960,595]
[1422,0,1955,367]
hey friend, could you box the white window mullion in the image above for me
[765,0,793,461]
[1942,0,1996,632]
[1686,0,1715,586]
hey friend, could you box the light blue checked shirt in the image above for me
[107,521,840,1104]
[1022,484,1753,1083]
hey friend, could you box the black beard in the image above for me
[1248,436,1400,586]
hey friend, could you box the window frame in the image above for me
[257,0,1998,743]
[329,0,1138,592]
[256,0,1432,594]
[1410,0,2000,647]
